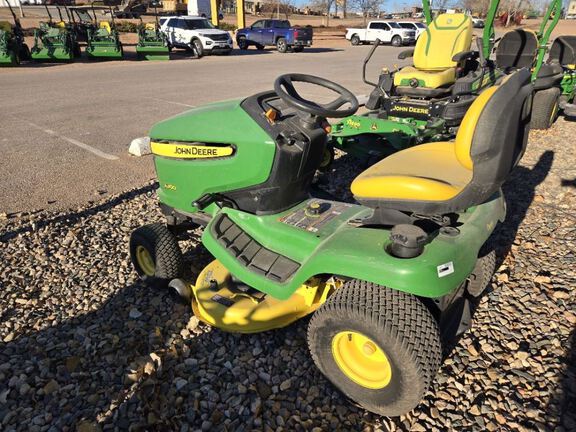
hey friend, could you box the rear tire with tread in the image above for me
[276,37,287,53]
[350,34,360,46]
[467,247,496,297]
[531,87,560,130]
[307,280,442,416]
[129,223,183,288]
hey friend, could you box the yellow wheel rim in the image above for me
[136,245,155,277]
[331,331,392,389]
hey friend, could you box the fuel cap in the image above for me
[389,224,428,258]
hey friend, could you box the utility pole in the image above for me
[19,0,25,18]
[277,0,280,18]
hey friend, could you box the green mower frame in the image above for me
[136,6,169,61]
[84,4,123,60]
[0,2,30,66]
[30,5,80,62]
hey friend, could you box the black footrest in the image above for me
[211,214,300,283]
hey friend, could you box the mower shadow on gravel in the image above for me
[548,326,576,429]
[0,183,158,243]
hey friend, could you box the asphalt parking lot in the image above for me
[0,43,410,214]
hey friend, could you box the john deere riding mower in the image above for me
[129,67,533,415]
[328,0,502,164]
[547,36,576,119]
[85,5,123,59]
[0,2,30,66]
[136,8,169,61]
[30,5,80,62]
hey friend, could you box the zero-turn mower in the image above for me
[84,5,123,60]
[327,0,503,165]
[30,5,79,62]
[129,67,533,416]
[136,7,169,61]
[0,2,30,66]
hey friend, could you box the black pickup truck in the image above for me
[236,19,313,53]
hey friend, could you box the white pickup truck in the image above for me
[346,21,416,47]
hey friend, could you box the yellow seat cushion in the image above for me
[393,66,456,89]
[351,142,473,201]
[393,13,473,89]
[99,21,112,33]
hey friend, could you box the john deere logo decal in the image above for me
[151,142,234,159]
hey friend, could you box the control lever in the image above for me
[363,39,381,87]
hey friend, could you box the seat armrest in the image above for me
[398,49,415,60]
[452,50,479,62]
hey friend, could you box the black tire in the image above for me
[167,42,173,52]
[350,34,360,46]
[237,36,248,50]
[318,144,334,172]
[293,46,304,52]
[73,42,82,58]
[129,223,183,288]
[256,43,265,50]
[191,38,203,58]
[276,37,287,53]
[531,87,561,130]
[467,247,496,297]
[391,36,402,47]
[308,280,442,416]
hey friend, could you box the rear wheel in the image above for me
[237,36,248,50]
[129,223,183,288]
[531,87,561,130]
[467,247,497,297]
[307,280,442,416]
[391,36,402,47]
[276,37,287,53]
[350,34,360,46]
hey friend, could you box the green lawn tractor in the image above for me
[30,5,80,62]
[328,1,503,165]
[129,68,533,416]
[136,9,169,61]
[0,2,30,66]
[85,5,123,60]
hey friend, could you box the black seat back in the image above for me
[496,29,538,71]
[548,36,576,65]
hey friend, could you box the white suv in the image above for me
[159,16,233,56]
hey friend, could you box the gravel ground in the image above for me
[0,117,575,431]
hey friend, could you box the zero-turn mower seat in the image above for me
[496,29,538,72]
[351,69,533,215]
[99,21,112,34]
[548,36,576,68]
[394,13,473,97]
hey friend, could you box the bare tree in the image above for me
[350,0,385,24]
[310,0,337,25]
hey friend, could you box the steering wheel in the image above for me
[274,73,359,118]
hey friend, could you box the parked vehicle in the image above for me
[236,19,313,53]
[113,0,147,19]
[398,21,426,39]
[472,17,485,28]
[346,21,416,46]
[159,16,232,56]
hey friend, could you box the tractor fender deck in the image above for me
[202,193,506,301]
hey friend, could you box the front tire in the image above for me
[191,38,203,58]
[276,37,287,53]
[391,36,402,47]
[350,34,360,46]
[237,36,248,50]
[531,87,560,130]
[307,280,442,416]
[129,223,184,288]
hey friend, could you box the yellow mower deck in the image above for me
[191,260,339,333]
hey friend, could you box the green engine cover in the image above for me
[149,100,276,213]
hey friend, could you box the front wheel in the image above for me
[307,280,442,416]
[350,34,360,46]
[191,38,203,58]
[391,36,402,47]
[237,36,248,50]
[276,37,287,53]
[129,223,184,288]
[531,87,560,130]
